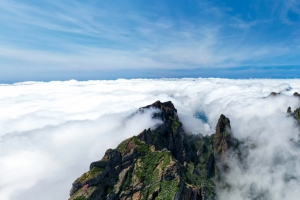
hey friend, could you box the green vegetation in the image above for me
[203,179,216,198]
[171,119,180,134]
[183,163,194,183]
[294,108,300,122]
[121,170,133,191]
[140,179,179,200]
[180,161,216,199]
[147,182,161,197]
[132,136,150,154]
[156,179,179,200]
[116,139,129,152]
[75,167,104,183]
[134,151,171,185]
[161,153,171,169]
[74,197,86,200]
[107,186,114,194]
[140,182,160,199]
[71,186,99,200]
[71,188,87,200]
[116,136,150,154]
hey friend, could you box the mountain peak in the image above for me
[216,114,231,134]
[69,101,237,200]
[140,101,177,116]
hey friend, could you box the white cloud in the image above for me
[1,78,300,199]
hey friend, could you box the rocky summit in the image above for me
[69,101,239,200]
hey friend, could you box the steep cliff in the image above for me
[69,101,238,200]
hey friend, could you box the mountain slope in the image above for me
[69,101,238,200]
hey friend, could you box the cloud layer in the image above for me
[1,78,300,199]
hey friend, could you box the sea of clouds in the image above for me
[1,78,300,200]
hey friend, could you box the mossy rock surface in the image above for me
[75,167,104,184]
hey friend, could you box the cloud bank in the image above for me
[1,78,300,200]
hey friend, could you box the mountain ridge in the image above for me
[69,101,239,200]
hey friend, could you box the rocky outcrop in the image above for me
[286,92,300,119]
[264,92,280,98]
[270,92,279,96]
[69,101,238,200]
[294,92,300,97]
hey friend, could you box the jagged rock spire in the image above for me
[69,101,238,200]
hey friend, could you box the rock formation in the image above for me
[294,92,300,97]
[69,101,238,200]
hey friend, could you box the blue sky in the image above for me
[0,0,300,82]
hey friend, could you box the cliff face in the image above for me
[69,101,238,200]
